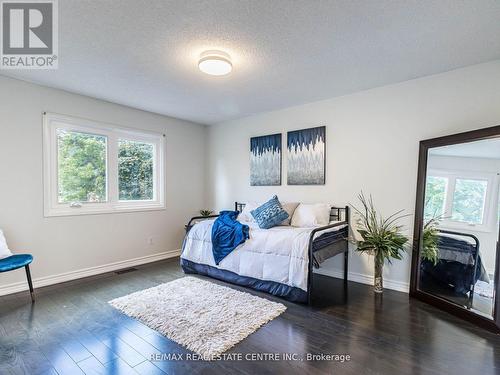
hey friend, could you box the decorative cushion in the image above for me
[0,254,33,273]
[251,195,289,229]
[291,203,331,227]
[279,202,299,225]
[0,229,12,259]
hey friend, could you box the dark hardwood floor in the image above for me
[1,258,499,375]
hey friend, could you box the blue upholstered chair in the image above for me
[0,254,35,302]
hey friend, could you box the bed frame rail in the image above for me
[307,206,349,304]
[437,229,480,309]
[185,214,219,234]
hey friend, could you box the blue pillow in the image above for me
[251,195,289,229]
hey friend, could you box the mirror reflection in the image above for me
[419,138,499,319]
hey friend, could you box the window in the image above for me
[424,176,448,219]
[57,129,108,203]
[451,178,487,224]
[43,113,165,217]
[118,139,154,201]
[424,169,493,231]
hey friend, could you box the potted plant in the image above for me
[351,192,409,293]
[199,209,214,217]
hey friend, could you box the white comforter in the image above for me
[181,220,346,291]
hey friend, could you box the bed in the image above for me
[420,229,490,308]
[180,202,350,304]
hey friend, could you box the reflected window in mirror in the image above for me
[424,170,494,231]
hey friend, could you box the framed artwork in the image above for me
[250,133,282,186]
[287,126,326,185]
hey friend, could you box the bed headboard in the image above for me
[235,202,246,213]
[234,202,350,223]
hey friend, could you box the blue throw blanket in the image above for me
[211,210,249,265]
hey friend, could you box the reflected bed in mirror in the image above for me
[411,126,500,333]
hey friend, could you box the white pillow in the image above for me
[291,203,331,227]
[279,202,299,225]
[238,202,259,222]
[0,229,13,259]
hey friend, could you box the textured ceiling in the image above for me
[2,0,500,125]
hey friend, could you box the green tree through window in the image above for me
[57,130,107,203]
[424,176,447,219]
[118,140,154,201]
[451,178,487,224]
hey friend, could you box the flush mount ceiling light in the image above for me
[198,50,232,76]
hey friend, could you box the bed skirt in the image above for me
[180,258,308,303]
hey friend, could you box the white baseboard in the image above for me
[0,249,181,297]
[315,267,410,293]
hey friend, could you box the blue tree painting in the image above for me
[250,133,282,186]
[287,126,325,185]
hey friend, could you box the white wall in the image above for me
[206,60,500,292]
[0,75,207,292]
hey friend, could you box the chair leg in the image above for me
[25,265,35,302]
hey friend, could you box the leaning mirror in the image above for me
[411,126,500,332]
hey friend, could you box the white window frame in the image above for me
[43,112,166,217]
[427,168,495,232]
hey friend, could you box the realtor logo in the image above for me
[1,0,58,69]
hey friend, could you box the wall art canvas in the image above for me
[287,126,326,185]
[250,133,282,186]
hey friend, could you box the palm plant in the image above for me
[351,192,409,293]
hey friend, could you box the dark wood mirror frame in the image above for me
[410,125,500,334]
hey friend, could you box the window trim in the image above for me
[43,112,166,217]
[427,168,495,232]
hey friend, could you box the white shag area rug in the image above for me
[108,276,286,359]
